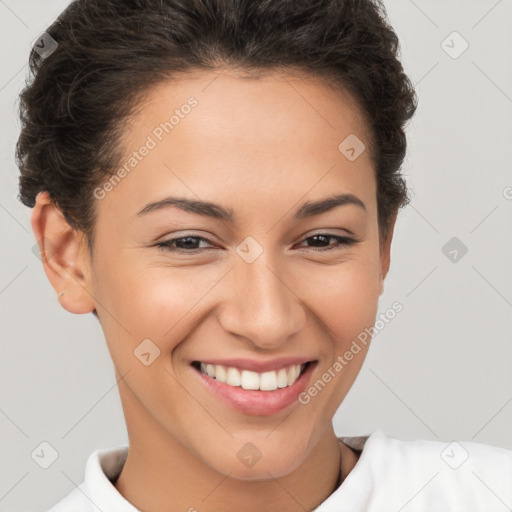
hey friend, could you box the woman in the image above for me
[16,0,511,511]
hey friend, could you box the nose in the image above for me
[217,255,306,350]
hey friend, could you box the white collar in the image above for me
[83,444,139,511]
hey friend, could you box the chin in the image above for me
[202,444,306,481]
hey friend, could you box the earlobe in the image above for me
[31,191,96,314]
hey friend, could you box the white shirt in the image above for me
[47,431,512,512]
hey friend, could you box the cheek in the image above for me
[94,261,223,357]
[298,256,381,344]
[296,262,379,413]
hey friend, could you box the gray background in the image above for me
[1,1,511,511]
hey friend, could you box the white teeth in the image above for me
[215,364,227,383]
[197,362,306,391]
[287,365,298,386]
[260,371,278,391]
[276,368,288,388]
[240,370,260,390]
[226,367,241,386]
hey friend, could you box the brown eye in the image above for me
[296,234,357,251]
[155,235,214,253]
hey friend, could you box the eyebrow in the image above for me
[136,193,367,221]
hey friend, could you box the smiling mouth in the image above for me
[191,360,314,391]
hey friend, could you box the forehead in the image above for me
[129,68,370,146]
[96,68,376,224]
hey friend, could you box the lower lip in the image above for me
[192,362,317,416]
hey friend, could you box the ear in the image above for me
[31,191,96,314]
[379,211,398,296]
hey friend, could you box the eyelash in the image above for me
[155,233,357,253]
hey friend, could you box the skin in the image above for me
[31,68,397,512]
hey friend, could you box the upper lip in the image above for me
[192,357,316,373]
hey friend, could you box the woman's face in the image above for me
[40,69,395,479]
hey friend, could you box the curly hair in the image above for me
[16,0,417,258]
